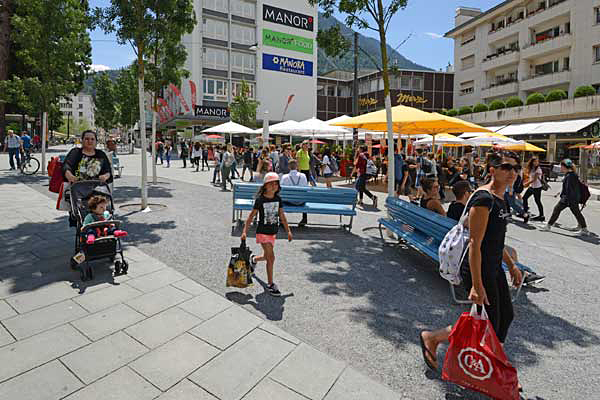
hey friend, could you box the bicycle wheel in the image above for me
[21,157,40,175]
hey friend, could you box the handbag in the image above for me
[226,239,254,288]
[442,305,519,400]
[49,158,65,193]
[56,182,71,211]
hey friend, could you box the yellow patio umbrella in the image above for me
[503,142,546,152]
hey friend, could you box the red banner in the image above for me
[158,97,174,118]
[189,80,197,111]
[169,83,190,114]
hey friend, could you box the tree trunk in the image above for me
[376,0,395,198]
[151,94,157,184]
[0,0,11,143]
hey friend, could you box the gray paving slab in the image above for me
[0,360,83,400]
[126,285,192,317]
[178,290,232,321]
[0,324,89,383]
[3,299,88,339]
[324,367,398,400]
[189,306,262,350]
[5,282,76,313]
[60,331,148,384]
[242,378,308,400]
[73,282,143,313]
[125,307,201,349]
[157,379,218,400]
[171,278,209,296]
[0,253,40,271]
[64,367,161,400]
[125,258,169,278]
[189,329,296,400]
[269,343,345,400]
[130,333,219,391]
[0,324,14,348]
[126,268,186,293]
[0,300,16,321]
[70,303,146,341]
[259,322,301,345]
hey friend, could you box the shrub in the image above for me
[574,85,596,98]
[473,103,489,113]
[458,106,473,115]
[526,92,546,105]
[545,89,568,102]
[438,109,448,115]
[446,109,459,117]
[505,96,523,107]
[488,100,506,110]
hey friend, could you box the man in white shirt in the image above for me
[3,130,22,170]
[281,159,309,227]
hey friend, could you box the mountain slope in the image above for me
[317,12,433,75]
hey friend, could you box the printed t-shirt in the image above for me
[253,194,282,235]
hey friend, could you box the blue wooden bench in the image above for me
[378,196,529,304]
[233,183,358,229]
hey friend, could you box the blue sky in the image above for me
[88,0,500,72]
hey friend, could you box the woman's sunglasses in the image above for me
[495,163,521,171]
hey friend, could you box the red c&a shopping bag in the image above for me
[442,305,519,400]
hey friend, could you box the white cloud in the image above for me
[90,64,112,72]
[424,32,444,39]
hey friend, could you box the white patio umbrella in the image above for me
[465,132,520,146]
[202,121,255,143]
[415,133,466,146]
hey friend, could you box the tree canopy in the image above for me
[230,81,260,128]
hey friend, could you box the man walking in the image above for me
[296,141,311,183]
[355,146,378,207]
[242,147,253,181]
[281,159,309,226]
[3,130,22,170]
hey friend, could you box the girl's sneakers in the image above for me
[249,255,257,273]
[267,283,281,297]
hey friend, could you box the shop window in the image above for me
[594,45,600,63]
[400,76,411,90]
[327,85,335,96]
[412,76,423,91]
[203,78,228,101]
[595,7,600,24]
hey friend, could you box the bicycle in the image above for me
[20,149,40,175]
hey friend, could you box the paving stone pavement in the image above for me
[0,179,401,399]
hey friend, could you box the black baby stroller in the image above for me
[68,180,129,281]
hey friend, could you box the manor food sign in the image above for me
[263,4,314,32]
[263,53,313,76]
[263,29,313,55]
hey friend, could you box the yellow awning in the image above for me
[503,142,546,152]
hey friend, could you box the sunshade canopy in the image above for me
[414,133,466,145]
[202,121,255,134]
[503,142,547,152]
[296,118,350,135]
[465,132,519,146]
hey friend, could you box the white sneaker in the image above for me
[576,228,590,236]
[539,224,551,232]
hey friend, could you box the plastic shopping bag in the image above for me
[442,304,519,400]
[56,182,71,211]
[226,239,254,288]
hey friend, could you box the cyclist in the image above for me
[20,131,32,159]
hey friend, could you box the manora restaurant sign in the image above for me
[263,4,314,32]
[263,53,314,77]
[263,29,314,55]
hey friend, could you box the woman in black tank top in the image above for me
[419,178,446,216]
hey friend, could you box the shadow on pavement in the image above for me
[301,228,600,399]
[226,276,294,321]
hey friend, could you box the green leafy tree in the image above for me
[526,92,545,105]
[0,0,12,140]
[230,81,260,128]
[488,100,505,111]
[310,0,409,196]
[94,0,196,207]
[505,96,523,107]
[115,65,139,129]
[93,72,118,133]
[0,0,91,171]
[574,85,596,98]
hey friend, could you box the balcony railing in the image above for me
[525,67,570,81]
[483,78,518,90]
[526,0,568,18]
[488,0,569,35]
[483,46,519,62]
[522,31,571,50]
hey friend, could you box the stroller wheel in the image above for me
[121,260,129,275]
[114,260,122,276]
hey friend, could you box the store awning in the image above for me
[496,118,599,136]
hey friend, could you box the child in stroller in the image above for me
[69,181,130,281]
[83,195,127,244]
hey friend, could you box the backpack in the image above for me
[438,190,489,285]
[330,157,339,173]
[419,156,432,174]
[579,180,591,208]
[366,159,377,176]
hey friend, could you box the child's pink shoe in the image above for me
[86,235,95,244]
[113,230,128,238]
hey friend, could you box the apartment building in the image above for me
[445,0,600,108]
[176,0,317,127]
[316,68,454,121]
[59,93,95,129]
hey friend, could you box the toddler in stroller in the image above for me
[69,181,130,281]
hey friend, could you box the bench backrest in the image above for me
[234,183,357,206]
[385,197,456,243]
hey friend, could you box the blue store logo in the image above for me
[263,53,313,76]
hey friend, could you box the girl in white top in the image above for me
[321,148,333,188]
[191,142,202,172]
[522,157,545,221]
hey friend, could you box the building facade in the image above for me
[59,92,95,130]
[446,0,600,109]
[177,0,318,127]
[316,69,454,121]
